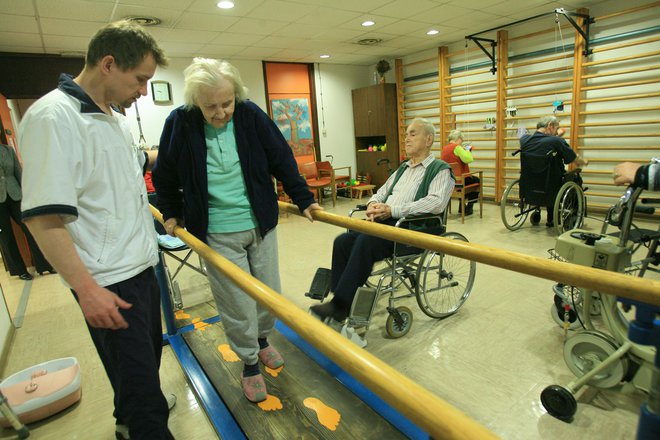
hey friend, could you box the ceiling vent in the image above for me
[124,16,161,26]
[356,38,383,46]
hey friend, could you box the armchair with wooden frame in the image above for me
[298,161,351,206]
[448,162,483,223]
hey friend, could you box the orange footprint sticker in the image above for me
[217,344,240,362]
[303,397,341,431]
[265,365,284,377]
[258,395,283,411]
[174,310,190,320]
[192,317,209,331]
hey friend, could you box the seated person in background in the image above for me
[441,130,479,215]
[520,116,587,227]
[310,118,454,322]
[613,160,659,191]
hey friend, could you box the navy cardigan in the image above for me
[152,100,315,242]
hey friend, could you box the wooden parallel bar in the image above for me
[583,50,660,67]
[583,78,659,91]
[506,65,572,80]
[508,88,572,100]
[445,88,496,98]
[579,120,660,127]
[152,204,502,440]
[582,158,650,163]
[446,67,491,80]
[496,30,508,197]
[506,77,571,90]
[444,78,497,89]
[445,97,497,106]
[444,109,496,116]
[442,117,491,124]
[508,23,572,43]
[505,112,571,121]
[596,1,660,21]
[570,8,587,160]
[402,78,438,88]
[507,53,572,69]
[582,91,660,104]
[439,47,450,146]
[579,145,660,150]
[405,96,439,105]
[592,35,660,54]
[580,106,660,115]
[277,203,660,303]
[578,133,660,138]
[583,64,660,80]
[402,57,435,68]
[405,87,440,97]
[513,101,573,110]
[403,104,440,112]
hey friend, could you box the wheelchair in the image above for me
[306,205,476,346]
[540,185,659,422]
[500,149,586,235]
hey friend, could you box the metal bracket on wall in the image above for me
[465,36,497,75]
[554,8,595,56]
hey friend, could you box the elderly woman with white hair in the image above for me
[152,58,321,403]
[441,129,479,215]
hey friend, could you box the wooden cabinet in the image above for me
[351,84,399,188]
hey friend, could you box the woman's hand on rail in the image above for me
[303,203,323,222]
[164,217,183,236]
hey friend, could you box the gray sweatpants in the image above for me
[205,228,281,365]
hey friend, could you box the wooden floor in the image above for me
[0,198,657,439]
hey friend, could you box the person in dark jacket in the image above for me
[152,57,320,403]
[0,144,53,279]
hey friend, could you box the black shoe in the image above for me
[38,269,57,275]
[464,204,474,216]
[310,301,348,322]
[19,273,33,281]
[546,221,554,227]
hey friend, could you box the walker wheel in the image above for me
[530,209,541,225]
[385,306,413,338]
[541,385,576,422]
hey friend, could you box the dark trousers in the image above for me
[456,175,480,206]
[0,197,52,275]
[331,220,396,307]
[73,268,174,440]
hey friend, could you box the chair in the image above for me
[306,207,476,345]
[448,162,483,223]
[299,161,352,206]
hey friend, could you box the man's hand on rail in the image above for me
[613,162,641,186]
[366,202,392,222]
[164,217,184,236]
[303,203,323,222]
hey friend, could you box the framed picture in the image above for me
[151,80,172,104]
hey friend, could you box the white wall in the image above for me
[124,57,370,179]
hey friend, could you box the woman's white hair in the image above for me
[447,130,463,143]
[183,57,248,109]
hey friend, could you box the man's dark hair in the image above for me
[86,20,168,70]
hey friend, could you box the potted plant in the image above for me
[376,59,391,83]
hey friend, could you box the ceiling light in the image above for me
[217,1,235,9]
[320,54,330,59]
[361,20,375,27]
[427,29,439,36]
[124,16,161,26]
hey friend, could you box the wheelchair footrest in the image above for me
[349,287,378,325]
[305,268,332,301]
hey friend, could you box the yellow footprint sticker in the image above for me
[192,317,209,331]
[174,310,190,320]
[258,395,283,411]
[303,397,341,431]
[265,365,284,377]
[217,344,240,362]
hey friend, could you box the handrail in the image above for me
[149,205,500,440]
[276,203,660,306]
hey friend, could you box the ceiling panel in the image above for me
[0,14,40,34]
[39,18,106,37]
[35,0,115,21]
[210,32,266,46]
[174,12,239,32]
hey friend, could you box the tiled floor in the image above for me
[1,197,657,439]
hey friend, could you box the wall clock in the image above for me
[151,80,172,104]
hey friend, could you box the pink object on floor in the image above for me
[241,373,267,403]
[258,346,284,369]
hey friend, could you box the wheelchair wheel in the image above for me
[415,232,475,318]
[553,181,585,235]
[385,306,413,338]
[563,330,628,388]
[500,179,529,231]
[530,209,541,225]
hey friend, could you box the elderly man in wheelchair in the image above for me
[307,118,475,342]
[501,116,588,235]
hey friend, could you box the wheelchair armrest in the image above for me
[395,213,444,230]
[348,204,368,217]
